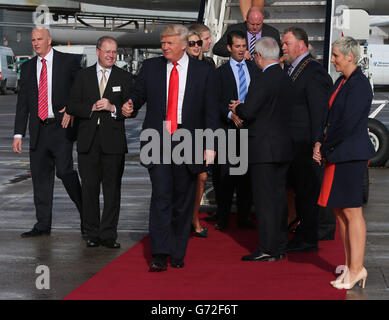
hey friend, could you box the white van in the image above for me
[0,46,18,94]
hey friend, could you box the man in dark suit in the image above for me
[122,24,218,271]
[68,36,132,249]
[214,30,257,230]
[13,27,83,238]
[281,27,333,252]
[213,6,281,59]
[230,36,294,261]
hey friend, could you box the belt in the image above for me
[41,118,56,126]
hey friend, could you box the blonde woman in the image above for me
[315,37,376,289]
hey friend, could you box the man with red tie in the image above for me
[13,27,83,238]
[122,24,219,271]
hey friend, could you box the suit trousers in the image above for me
[250,162,289,256]
[30,121,82,231]
[218,169,252,224]
[288,140,322,244]
[78,127,124,242]
[148,163,197,261]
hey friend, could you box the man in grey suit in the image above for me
[213,6,281,59]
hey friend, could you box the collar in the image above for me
[39,48,53,63]
[262,62,279,72]
[168,52,189,68]
[96,63,112,74]
[291,51,310,69]
[229,57,246,68]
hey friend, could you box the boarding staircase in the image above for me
[204,0,328,66]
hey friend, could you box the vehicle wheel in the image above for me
[362,167,369,204]
[368,118,389,167]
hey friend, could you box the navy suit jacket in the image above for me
[321,67,376,163]
[216,59,258,129]
[289,53,333,146]
[235,64,294,164]
[129,55,219,173]
[14,49,81,149]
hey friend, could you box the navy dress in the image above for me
[318,67,376,208]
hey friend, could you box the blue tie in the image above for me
[237,63,247,102]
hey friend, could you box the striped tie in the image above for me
[38,58,48,121]
[237,63,247,102]
[249,33,256,59]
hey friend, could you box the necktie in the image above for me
[38,58,48,121]
[166,62,179,134]
[287,64,294,76]
[237,63,247,102]
[249,33,256,59]
[99,68,107,98]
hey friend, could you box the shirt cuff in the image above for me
[227,111,232,119]
[111,105,117,118]
[14,134,23,139]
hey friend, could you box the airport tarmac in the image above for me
[0,92,389,300]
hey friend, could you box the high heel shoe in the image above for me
[333,267,367,290]
[330,266,349,286]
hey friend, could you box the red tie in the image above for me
[166,61,179,134]
[38,58,48,121]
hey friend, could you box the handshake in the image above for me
[229,100,243,128]
[122,99,134,118]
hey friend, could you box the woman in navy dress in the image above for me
[313,37,376,290]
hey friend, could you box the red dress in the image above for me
[317,79,345,207]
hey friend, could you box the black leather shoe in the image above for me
[286,240,318,253]
[149,255,167,272]
[215,221,228,231]
[21,228,50,238]
[237,220,257,229]
[242,250,279,261]
[171,259,185,268]
[86,239,100,247]
[204,212,218,222]
[193,227,208,238]
[100,239,121,249]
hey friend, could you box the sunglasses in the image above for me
[188,40,203,47]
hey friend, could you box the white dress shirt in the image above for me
[96,62,116,117]
[166,52,189,124]
[14,49,54,139]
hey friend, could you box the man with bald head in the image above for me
[13,27,83,238]
[213,6,281,59]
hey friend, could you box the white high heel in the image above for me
[333,267,367,290]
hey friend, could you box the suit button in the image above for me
[327,123,331,127]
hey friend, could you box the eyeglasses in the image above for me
[97,48,117,55]
[188,40,203,47]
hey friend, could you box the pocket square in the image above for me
[112,86,121,92]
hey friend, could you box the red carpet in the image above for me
[65,213,346,300]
